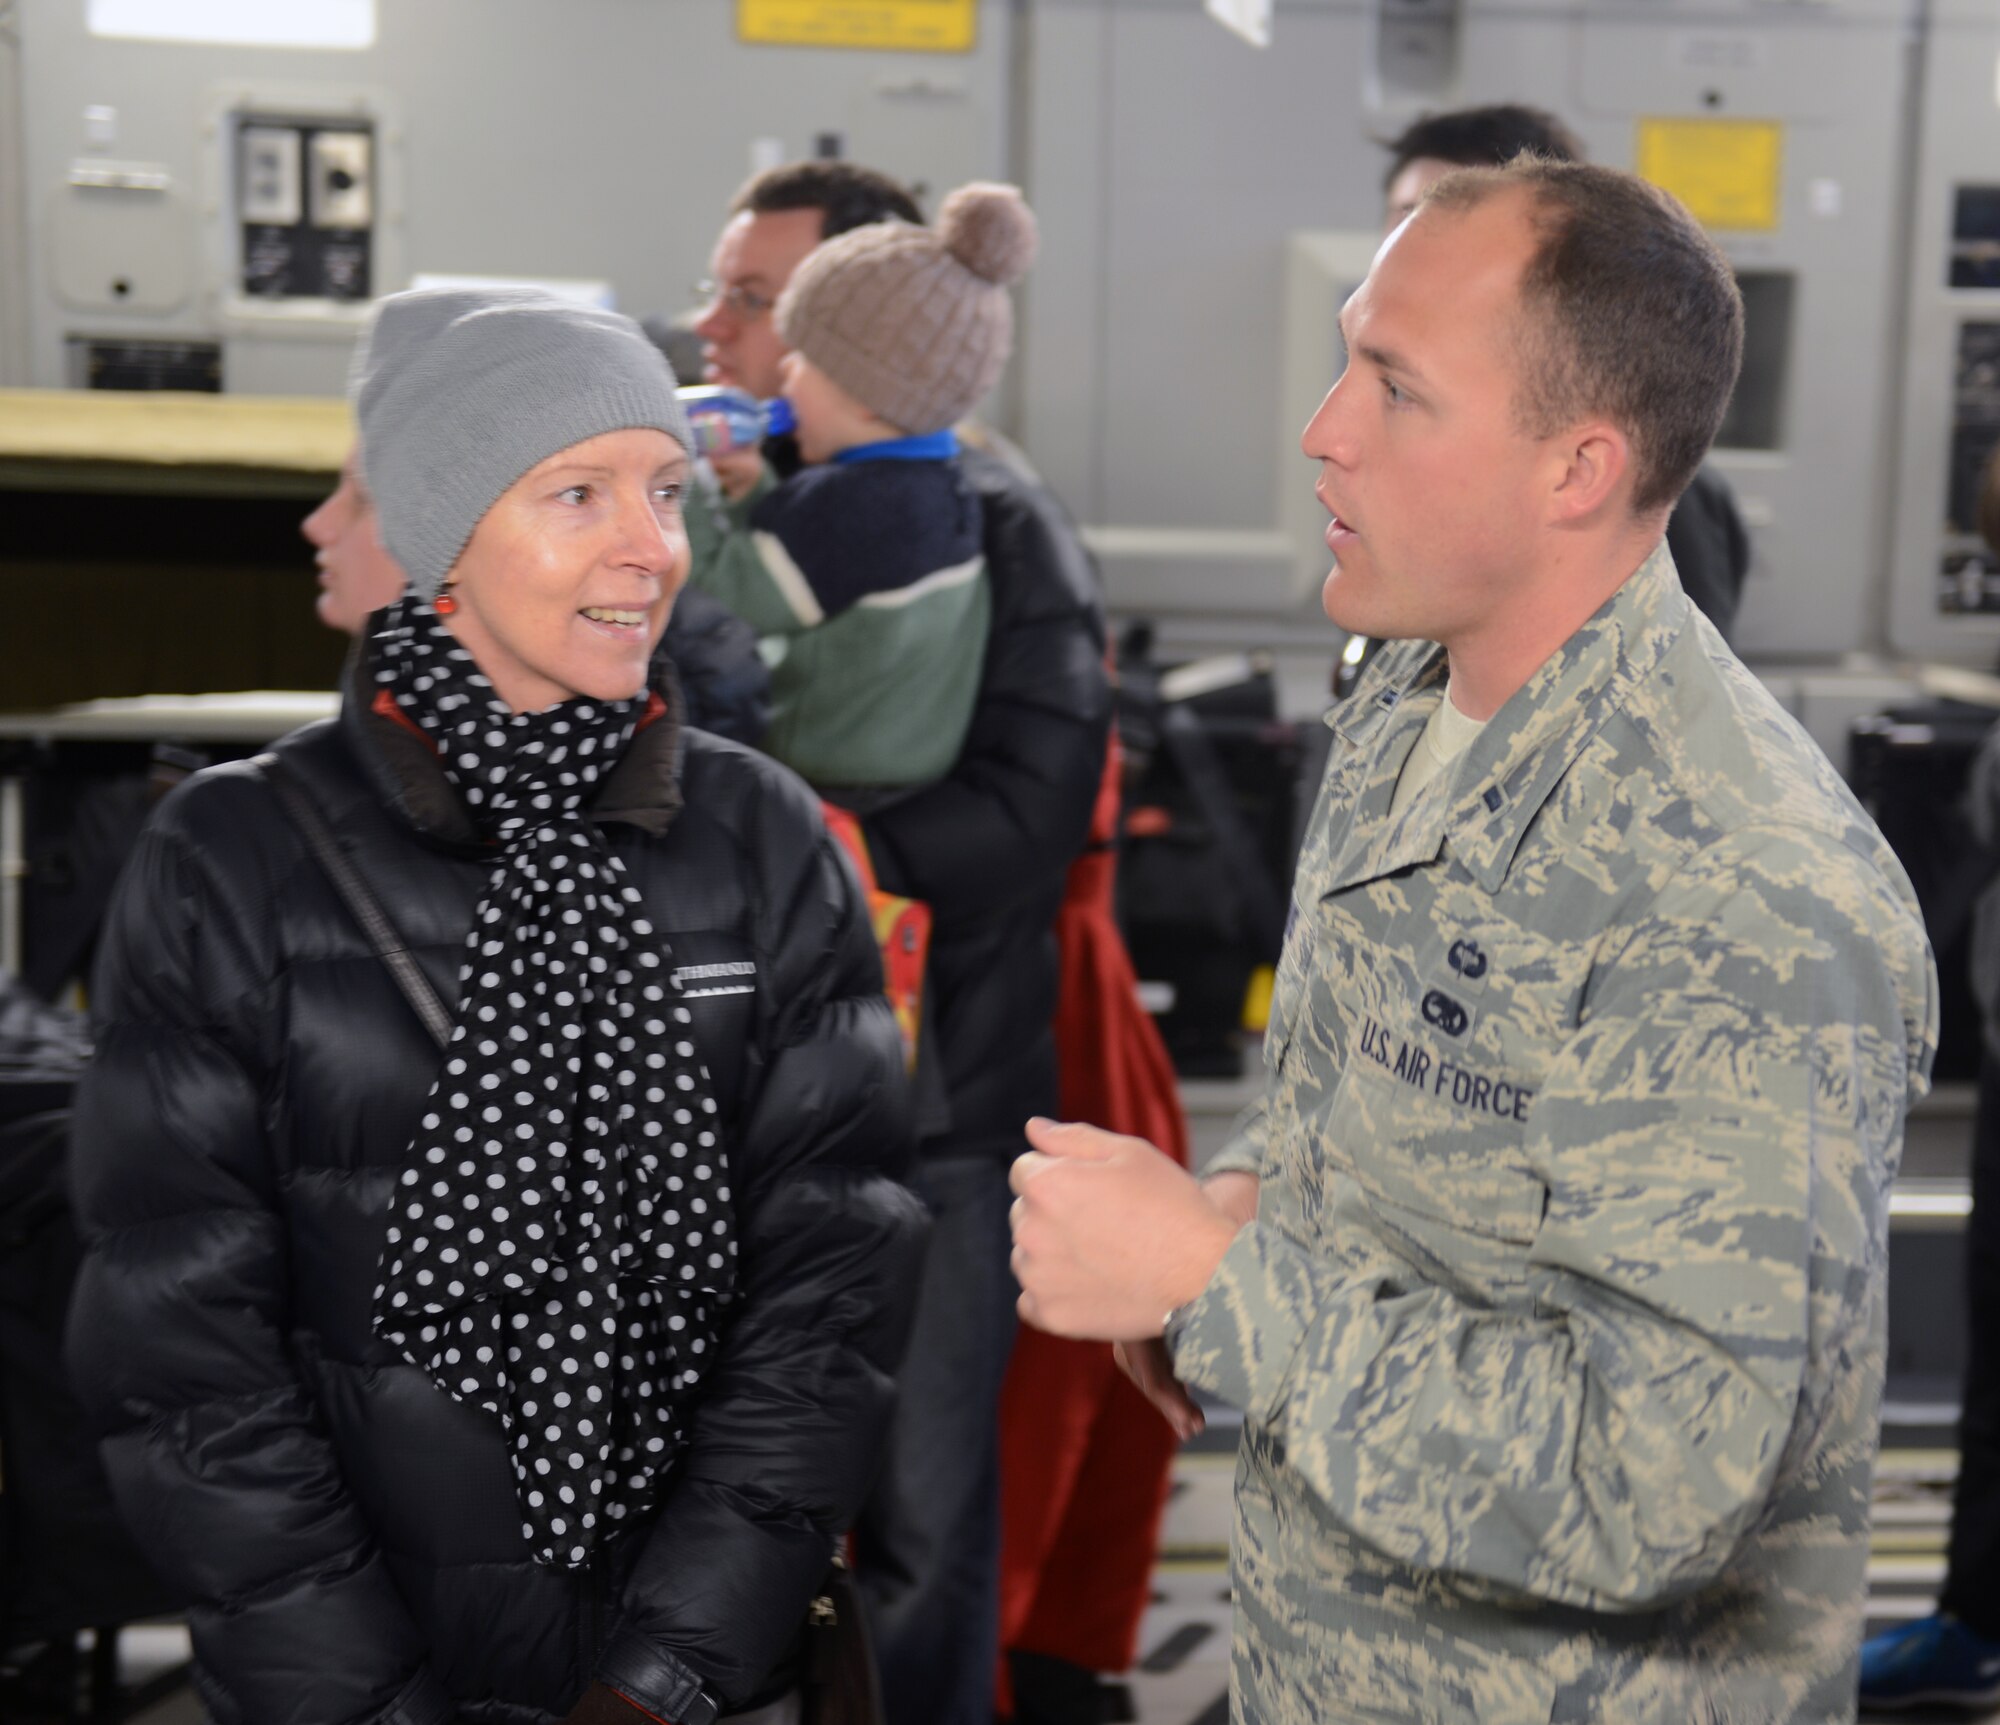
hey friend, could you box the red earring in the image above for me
[434,590,458,616]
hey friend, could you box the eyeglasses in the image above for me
[692,279,777,320]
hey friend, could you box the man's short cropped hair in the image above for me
[1380,103,1584,192]
[1426,160,1744,516]
[727,161,924,240]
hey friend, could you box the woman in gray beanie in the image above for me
[66,287,924,1725]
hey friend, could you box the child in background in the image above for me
[691,181,1036,790]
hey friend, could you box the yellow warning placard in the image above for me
[738,0,976,52]
[1635,118,1783,231]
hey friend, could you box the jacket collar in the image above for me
[339,630,688,851]
[1322,540,1688,897]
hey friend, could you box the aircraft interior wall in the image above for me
[5,0,2000,746]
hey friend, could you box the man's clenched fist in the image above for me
[1008,1118,1243,1341]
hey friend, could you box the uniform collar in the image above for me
[1323,540,1688,897]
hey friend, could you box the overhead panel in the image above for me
[1015,0,1915,659]
[1471,0,1909,660]
[14,0,1010,397]
[233,114,378,305]
[1887,0,2000,661]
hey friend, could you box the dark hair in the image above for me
[727,161,924,239]
[1381,103,1584,192]
[1425,160,1743,515]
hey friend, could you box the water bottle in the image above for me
[677,386,796,455]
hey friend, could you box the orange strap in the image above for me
[821,802,932,1074]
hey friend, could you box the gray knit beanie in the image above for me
[774,182,1037,437]
[352,287,692,600]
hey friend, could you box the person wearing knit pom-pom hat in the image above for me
[690,180,1046,1725]
[692,172,1112,1725]
[690,181,1035,792]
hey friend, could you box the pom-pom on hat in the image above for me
[351,286,692,600]
[775,181,1038,437]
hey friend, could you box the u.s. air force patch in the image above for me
[1355,1014,1534,1121]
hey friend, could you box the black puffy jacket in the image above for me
[657,586,771,750]
[65,651,927,1725]
[861,442,1111,1158]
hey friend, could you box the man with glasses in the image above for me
[678,161,1111,1725]
[692,163,921,404]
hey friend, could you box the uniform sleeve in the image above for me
[598,793,928,1715]
[861,470,1110,921]
[1200,1097,1268,1181]
[65,815,453,1725]
[1167,827,1936,1611]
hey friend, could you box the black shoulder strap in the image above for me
[251,753,453,1050]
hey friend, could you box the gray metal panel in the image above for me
[1887,0,2000,662]
[17,0,1012,395]
[1560,0,1918,660]
[6,0,1932,670]
[1014,0,1114,523]
[0,2,29,387]
[1021,0,1379,540]
[1017,0,1380,619]
[1018,0,1914,662]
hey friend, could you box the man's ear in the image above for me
[1546,420,1631,524]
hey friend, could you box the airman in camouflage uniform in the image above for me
[1166,541,1937,1722]
[1008,157,1938,1724]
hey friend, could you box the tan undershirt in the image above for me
[1388,683,1488,819]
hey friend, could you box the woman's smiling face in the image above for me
[442,428,690,713]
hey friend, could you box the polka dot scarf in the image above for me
[368,594,736,1569]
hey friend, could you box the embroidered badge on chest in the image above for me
[1355,1011,1536,1123]
[1420,988,1470,1038]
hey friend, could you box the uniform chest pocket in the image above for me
[1336,1035,1547,1247]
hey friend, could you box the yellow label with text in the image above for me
[1635,118,1783,231]
[738,0,977,51]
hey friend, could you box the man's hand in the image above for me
[1009,1118,1242,1341]
[1111,1171,1259,1438]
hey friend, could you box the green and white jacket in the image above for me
[685,443,988,791]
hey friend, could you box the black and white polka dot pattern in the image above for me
[368,594,736,1570]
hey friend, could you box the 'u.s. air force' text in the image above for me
[1356,1015,1536,1122]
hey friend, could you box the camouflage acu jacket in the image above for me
[1166,545,1939,1724]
